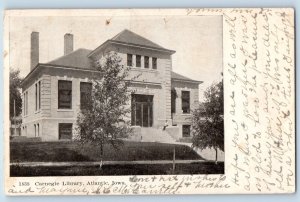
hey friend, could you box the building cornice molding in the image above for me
[21,63,100,88]
[171,78,203,85]
[88,39,176,58]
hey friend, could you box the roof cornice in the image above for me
[20,63,40,87]
[171,78,203,84]
[88,39,176,58]
[109,40,176,54]
[21,63,100,87]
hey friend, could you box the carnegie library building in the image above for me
[21,29,202,142]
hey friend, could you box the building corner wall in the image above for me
[164,56,172,122]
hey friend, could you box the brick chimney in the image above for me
[30,32,39,70]
[64,33,73,55]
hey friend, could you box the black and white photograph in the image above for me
[4,8,295,195]
[8,14,224,177]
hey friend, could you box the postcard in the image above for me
[3,8,295,195]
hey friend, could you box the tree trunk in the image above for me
[172,146,176,174]
[99,144,104,169]
[215,147,218,164]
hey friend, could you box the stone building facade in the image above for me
[21,30,202,141]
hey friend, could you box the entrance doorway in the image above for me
[131,94,153,127]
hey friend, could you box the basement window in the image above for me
[182,125,191,137]
[59,123,73,140]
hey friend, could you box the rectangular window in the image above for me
[34,124,36,137]
[35,81,41,111]
[152,57,157,69]
[127,54,132,66]
[131,94,153,127]
[171,89,176,114]
[144,56,149,68]
[26,92,28,115]
[182,125,191,137]
[136,55,141,67]
[59,123,73,140]
[37,123,39,137]
[182,91,190,114]
[35,83,38,111]
[24,92,28,116]
[23,93,26,116]
[58,80,72,109]
[80,82,92,110]
[38,81,41,110]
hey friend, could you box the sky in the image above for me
[9,15,222,101]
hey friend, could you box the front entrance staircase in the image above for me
[129,127,177,143]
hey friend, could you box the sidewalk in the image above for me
[11,159,211,167]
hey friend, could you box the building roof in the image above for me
[48,29,176,68]
[44,30,199,83]
[171,71,202,83]
[48,48,93,69]
[88,29,175,57]
[47,50,199,83]
[111,29,166,50]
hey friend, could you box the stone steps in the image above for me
[140,127,176,143]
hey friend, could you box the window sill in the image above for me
[34,110,41,114]
[172,112,192,115]
[129,67,158,73]
[57,109,73,112]
[181,136,192,139]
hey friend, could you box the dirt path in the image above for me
[11,159,213,167]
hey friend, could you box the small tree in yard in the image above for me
[75,52,133,168]
[192,80,224,164]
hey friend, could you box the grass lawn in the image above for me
[10,162,224,176]
[10,141,204,162]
